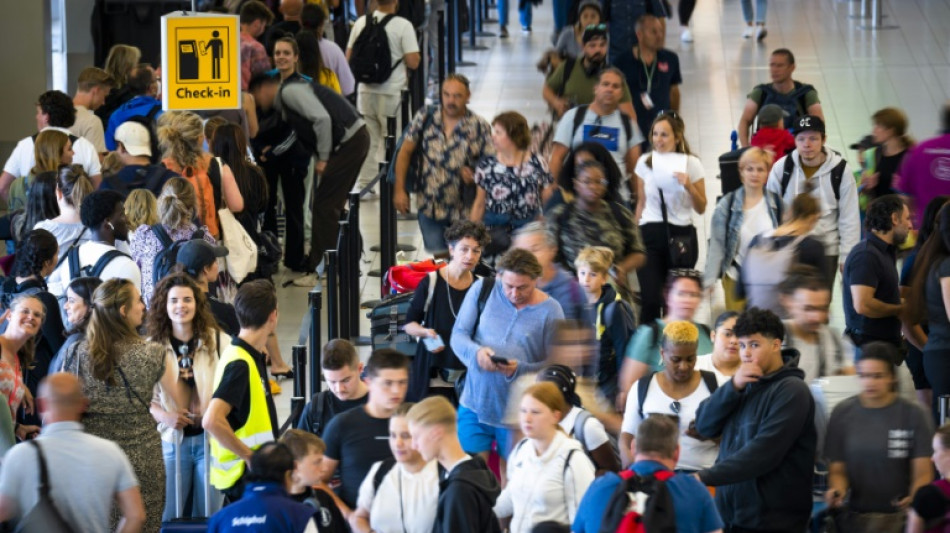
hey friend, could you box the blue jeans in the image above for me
[161,434,223,521]
[417,213,451,254]
[552,0,569,33]
[482,211,535,229]
[497,0,532,28]
[740,0,768,23]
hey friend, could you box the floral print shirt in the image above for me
[0,358,25,416]
[546,200,646,270]
[406,107,494,220]
[474,152,553,220]
[130,223,216,307]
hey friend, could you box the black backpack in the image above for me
[349,14,403,84]
[104,164,172,198]
[151,224,205,285]
[755,81,815,130]
[67,246,129,281]
[779,152,848,202]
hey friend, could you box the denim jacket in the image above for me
[703,187,783,287]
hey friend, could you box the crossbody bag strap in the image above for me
[658,189,674,247]
[115,365,150,413]
[28,440,53,498]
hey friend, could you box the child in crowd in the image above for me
[279,429,348,533]
[750,104,795,157]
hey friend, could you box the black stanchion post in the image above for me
[308,286,322,397]
[453,0,475,65]
[437,10,447,85]
[325,250,339,341]
[466,0,487,49]
[337,219,351,340]
[347,191,368,345]
[941,395,950,425]
[401,89,411,129]
[379,116,398,285]
[292,345,307,398]
[474,0,495,36]
[446,1,456,74]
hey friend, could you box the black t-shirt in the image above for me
[614,48,682,149]
[842,233,901,344]
[209,295,240,337]
[296,390,369,437]
[405,272,471,370]
[211,337,279,439]
[871,150,906,197]
[322,406,393,508]
[289,487,348,533]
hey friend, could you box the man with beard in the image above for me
[842,195,913,358]
[543,24,636,122]
[393,74,494,254]
[549,68,644,205]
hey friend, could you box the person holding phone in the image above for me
[405,221,490,403]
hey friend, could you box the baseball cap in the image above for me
[756,104,788,126]
[581,23,608,44]
[114,121,152,157]
[792,115,826,136]
[577,0,602,17]
[177,239,228,276]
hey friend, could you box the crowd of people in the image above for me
[1,0,950,532]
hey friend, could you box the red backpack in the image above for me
[598,469,678,533]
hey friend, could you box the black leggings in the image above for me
[924,347,950,424]
[637,222,698,324]
[678,0,696,25]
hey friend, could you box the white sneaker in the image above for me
[742,26,753,39]
[755,26,768,42]
[292,273,320,287]
[680,28,693,43]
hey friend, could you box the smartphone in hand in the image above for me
[489,356,511,365]
[422,335,445,351]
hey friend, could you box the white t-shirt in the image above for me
[694,354,732,385]
[560,406,610,452]
[727,197,774,279]
[70,105,107,153]
[621,374,719,471]
[782,321,846,382]
[636,153,705,226]
[3,127,102,178]
[356,460,439,533]
[347,11,420,95]
[47,241,142,298]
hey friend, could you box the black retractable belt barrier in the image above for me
[337,219,352,340]
[346,192,370,345]
[446,0,457,73]
[941,395,950,426]
[378,116,399,285]
[308,287,322,397]
[453,0,476,66]
[282,345,307,433]
[438,10,448,83]
[325,250,340,341]
[466,0,489,49]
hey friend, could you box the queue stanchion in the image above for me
[446,1,456,73]
[401,89,411,130]
[347,191,370,345]
[483,0,497,23]
[859,0,897,29]
[453,0,476,66]
[325,249,340,341]
[941,395,950,426]
[438,10,448,84]
[465,0,489,49]
[380,116,398,284]
[411,29,426,114]
[337,219,352,341]
[287,345,307,429]
[308,286,322,397]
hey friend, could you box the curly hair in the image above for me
[57,165,94,209]
[444,220,490,248]
[4,294,46,371]
[85,278,142,385]
[661,320,699,348]
[157,177,198,229]
[146,273,220,357]
[865,194,906,233]
[12,229,58,282]
[80,189,125,229]
[36,90,76,128]
[64,277,102,336]
[32,130,70,175]
[559,142,622,202]
[733,307,785,342]
[157,111,204,173]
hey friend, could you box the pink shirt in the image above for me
[240,33,271,91]
[897,133,950,226]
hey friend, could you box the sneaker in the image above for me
[680,28,693,42]
[755,26,767,42]
[499,26,509,38]
[522,26,531,34]
[292,273,320,287]
[742,26,753,39]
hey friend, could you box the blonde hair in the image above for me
[406,396,457,429]
[662,320,700,346]
[104,45,141,87]
[6,294,46,370]
[85,278,142,386]
[738,146,774,170]
[522,382,568,420]
[101,152,124,177]
[280,429,327,458]
[33,130,70,175]
[157,177,198,229]
[158,111,205,173]
[125,189,159,229]
[56,165,94,209]
[574,246,614,274]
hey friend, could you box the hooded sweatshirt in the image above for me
[435,456,502,533]
[538,265,586,320]
[695,349,816,533]
[766,148,860,262]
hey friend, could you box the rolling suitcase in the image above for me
[160,431,213,532]
[717,147,750,198]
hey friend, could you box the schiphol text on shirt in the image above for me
[231,515,267,527]
[176,86,233,99]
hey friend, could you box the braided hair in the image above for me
[9,228,57,291]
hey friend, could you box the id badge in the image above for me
[641,92,655,110]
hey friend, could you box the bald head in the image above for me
[38,373,87,422]
[280,0,303,18]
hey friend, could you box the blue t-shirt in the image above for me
[572,460,723,533]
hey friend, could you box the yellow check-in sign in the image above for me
[161,12,240,110]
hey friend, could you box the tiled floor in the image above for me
[270,0,950,418]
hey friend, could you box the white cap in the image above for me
[114,121,152,157]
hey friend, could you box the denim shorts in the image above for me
[457,405,515,458]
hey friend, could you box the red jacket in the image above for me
[751,127,796,157]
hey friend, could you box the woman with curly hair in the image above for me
[63,277,185,533]
[147,273,227,520]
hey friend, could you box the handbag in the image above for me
[213,157,258,283]
[15,441,77,533]
[658,190,698,268]
[485,224,512,258]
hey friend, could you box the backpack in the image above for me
[754,81,815,129]
[67,246,129,281]
[741,233,807,315]
[349,14,403,84]
[571,104,634,146]
[0,277,43,311]
[571,408,621,472]
[15,440,78,533]
[372,457,398,492]
[597,468,677,533]
[636,370,718,420]
[779,153,848,202]
[103,164,171,197]
[151,224,205,285]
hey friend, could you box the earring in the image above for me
[107,221,115,230]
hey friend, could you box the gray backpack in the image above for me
[742,233,806,315]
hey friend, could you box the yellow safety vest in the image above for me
[209,344,274,490]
